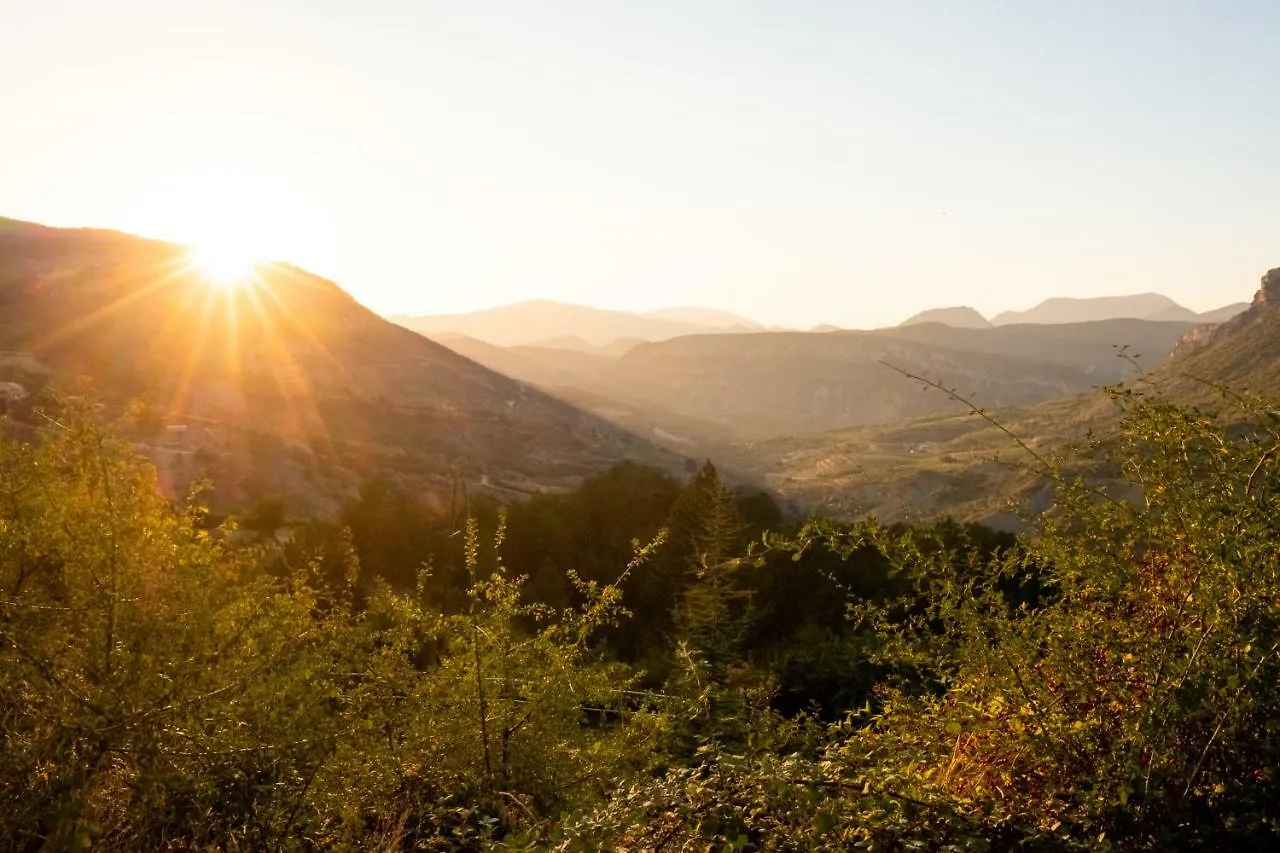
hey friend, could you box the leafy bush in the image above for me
[0,410,668,848]
[5,386,1280,849]
[770,389,1280,848]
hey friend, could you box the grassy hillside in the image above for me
[602,332,1092,439]
[877,318,1196,375]
[0,218,677,512]
[432,318,1194,447]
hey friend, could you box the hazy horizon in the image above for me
[4,1,1279,328]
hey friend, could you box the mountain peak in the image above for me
[899,306,991,329]
[1260,267,1280,305]
[991,293,1196,325]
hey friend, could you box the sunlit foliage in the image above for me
[4,387,1280,849]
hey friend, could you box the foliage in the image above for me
[5,385,1280,849]
[774,388,1280,848]
[0,409,666,849]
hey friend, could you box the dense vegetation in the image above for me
[4,385,1280,849]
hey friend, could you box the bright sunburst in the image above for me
[189,241,262,290]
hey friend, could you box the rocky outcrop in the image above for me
[1170,324,1218,359]
[1172,268,1280,358]
[1224,267,1279,329]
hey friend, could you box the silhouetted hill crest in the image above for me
[899,306,991,329]
[992,293,1192,325]
[0,218,677,507]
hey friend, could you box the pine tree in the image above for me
[671,463,751,677]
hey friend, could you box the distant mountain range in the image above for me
[747,267,1280,525]
[900,306,992,329]
[5,213,1272,527]
[430,318,1201,443]
[900,294,1248,328]
[399,292,1248,353]
[393,301,765,347]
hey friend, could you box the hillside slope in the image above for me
[601,332,1118,439]
[424,333,614,391]
[429,318,1197,444]
[1163,268,1280,399]
[880,318,1196,375]
[740,269,1279,524]
[602,320,1193,439]
[0,218,675,509]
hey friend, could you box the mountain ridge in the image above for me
[738,267,1278,524]
[394,300,763,347]
[899,306,992,329]
[897,295,1248,330]
[0,217,679,511]
[432,319,1199,444]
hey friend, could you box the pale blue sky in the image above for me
[2,1,1278,327]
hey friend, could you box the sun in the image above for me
[189,241,263,290]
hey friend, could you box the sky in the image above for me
[2,1,1278,329]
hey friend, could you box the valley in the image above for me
[416,296,1261,525]
[4,214,1270,530]
[8,2,1280,846]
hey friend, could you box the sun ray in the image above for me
[213,275,309,436]
[251,266,353,381]
[162,280,219,422]
[238,277,330,440]
[29,253,192,354]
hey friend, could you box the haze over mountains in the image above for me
[393,300,765,347]
[430,319,1202,446]
[2,214,1275,527]
[398,274,1271,525]
[903,293,1248,328]
[401,292,1249,352]
[406,290,1249,452]
[740,268,1280,524]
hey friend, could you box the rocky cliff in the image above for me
[1173,268,1280,358]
